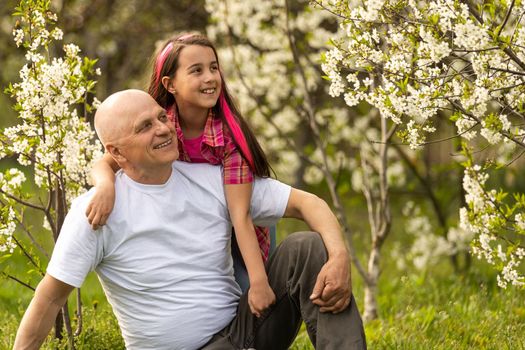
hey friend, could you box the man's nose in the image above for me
[155,120,172,135]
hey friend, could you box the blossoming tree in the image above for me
[205,0,437,320]
[206,0,363,271]
[317,0,525,289]
[0,0,102,345]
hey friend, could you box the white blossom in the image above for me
[12,29,24,47]
[0,208,17,253]
[1,4,102,259]
[454,21,491,50]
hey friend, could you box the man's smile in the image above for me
[153,138,173,149]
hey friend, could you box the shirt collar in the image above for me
[169,105,224,148]
[202,109,224,147]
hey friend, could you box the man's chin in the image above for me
[167,151,179,163]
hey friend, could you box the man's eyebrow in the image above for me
[133,117,151,131]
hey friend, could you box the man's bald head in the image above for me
[94,89,157,146]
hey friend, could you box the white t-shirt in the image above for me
[47,162,291,350]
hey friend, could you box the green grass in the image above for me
[2,219,524,349]
[290,266,525,349]
[362,272,525,349]
[3,260,524,349]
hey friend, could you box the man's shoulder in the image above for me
[172,160,222,173]
[69,188,97,212]
[172,161,223,185]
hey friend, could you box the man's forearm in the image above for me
[285,189,348,259]
[14,275,73,350]
[14,295,62,349]
[284,188,352,312]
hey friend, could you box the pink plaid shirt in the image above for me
[168,106,270,261]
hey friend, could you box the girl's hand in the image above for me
[85,183,115,230]
[248,281,276,317]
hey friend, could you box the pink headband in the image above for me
[177,34,194,41]
[155,42,174,82]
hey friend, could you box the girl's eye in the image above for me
[159,115,168,122]
[211,65,218,71]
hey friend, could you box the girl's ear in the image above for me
[161,76,176,94]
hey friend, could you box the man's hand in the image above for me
[248,281,276,318]
[85,182,115,230]
[310,253,352,313]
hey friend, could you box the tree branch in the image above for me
[0,189,46,212]
[495,0,515,38]
[286,0,367,280]
[12,235,45,276]
[1,272,35,291]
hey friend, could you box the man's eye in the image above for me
[139,123,151,132]
[191,68,201,73]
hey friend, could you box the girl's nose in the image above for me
[203,69,216,83]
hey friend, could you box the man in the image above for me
[14,90,366,349]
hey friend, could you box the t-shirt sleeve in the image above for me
[47,197,103,288]
[250,177,291,227]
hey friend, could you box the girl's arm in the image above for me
[225,183,275,317]
[85,152,120,229]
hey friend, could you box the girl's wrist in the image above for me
[249,275,269,287]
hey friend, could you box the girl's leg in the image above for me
[232,233,250,292]
[232,226,277,292]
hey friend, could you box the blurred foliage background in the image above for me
[0,0,524,349]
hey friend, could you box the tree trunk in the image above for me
[54,309,64,339]
[62,301,75,349]
[363,243,380,321]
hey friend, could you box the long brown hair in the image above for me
[148,33,270,177]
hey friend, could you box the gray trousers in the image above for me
[201,231,367,350]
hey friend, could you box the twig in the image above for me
[1,272,35,291]
[495,0,515,38]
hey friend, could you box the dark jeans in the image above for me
[201,231,367,350]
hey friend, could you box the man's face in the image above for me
[115,100,179,171]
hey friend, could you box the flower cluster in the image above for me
[390,202,454,271]
[320,0,525,150]
[205,0,355,184]
[318,0,525,288]
[1,1,102,254]
[0,207,17,253]
[460,164,525,288]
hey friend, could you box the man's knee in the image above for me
[280,231,327,261]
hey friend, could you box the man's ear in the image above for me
[161,76,176,94]
[106,144,126,165]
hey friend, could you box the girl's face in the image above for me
[168,45,222,117]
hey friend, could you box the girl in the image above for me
[86,33,274,318]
